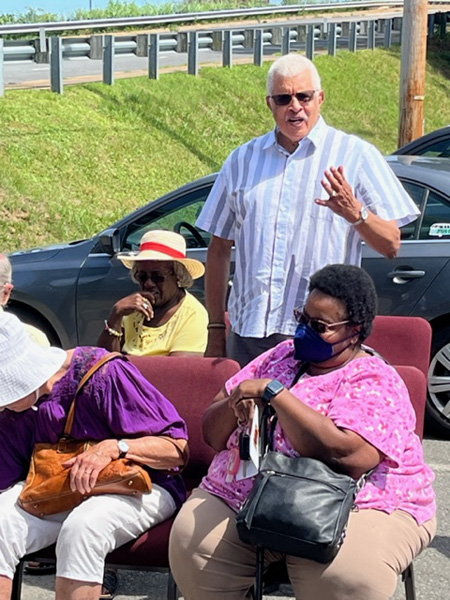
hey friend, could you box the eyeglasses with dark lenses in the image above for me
[135,271,174,285]
[293,308,350,335]
[271,90,317,107]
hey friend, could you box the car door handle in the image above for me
[387,269,425,279]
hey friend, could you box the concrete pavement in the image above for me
[20,437,450,599]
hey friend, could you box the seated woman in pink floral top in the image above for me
[169,264,436,600]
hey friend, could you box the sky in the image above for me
[0,1,149,17]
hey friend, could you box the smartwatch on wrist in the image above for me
[262,379,285,405]
[118,439,130,459]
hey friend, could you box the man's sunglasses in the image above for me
[293,307,350,335]
[271,90,317,107]
[134,270,174,285]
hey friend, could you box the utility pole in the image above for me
[398,0,428,147]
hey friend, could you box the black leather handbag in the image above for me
[236,449,362,563]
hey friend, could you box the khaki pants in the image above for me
[169,488,436,600]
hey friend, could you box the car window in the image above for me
[420,190,450,240]
[417,139,450,158]
[398,181,424,240]
[124,187,211,250]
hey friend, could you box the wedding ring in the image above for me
[143,302,149,310]
[331,190,338,197]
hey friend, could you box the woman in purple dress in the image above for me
[0,311,188,600]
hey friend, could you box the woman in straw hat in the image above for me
[0,311,188,600]
[97,230,208,357]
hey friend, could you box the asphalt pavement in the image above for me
[20,436,450,600]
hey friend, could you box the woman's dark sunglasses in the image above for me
[135,270,174,285]
[271,90,317,107]
[293,307,350,335]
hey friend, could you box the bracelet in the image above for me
[207,322,227,330]
[104,320,123,338]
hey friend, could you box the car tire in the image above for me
[427,324,450,436]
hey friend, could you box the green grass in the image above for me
[1,46,449,252]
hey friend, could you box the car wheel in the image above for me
[427,325,450,435]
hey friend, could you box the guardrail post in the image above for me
[384,18,392,48]
[438,13,450,39]
[34,28,49,63]
[50,36,63,94]
[328,22,337,56]
[103,35,115,85]
[188,31,198,76]
[34,38,49,64]
[253,29,263,66]
[306,24,315,60]
[282,27,291,54]
[89,35,104,59]
[349,22,358,52]
[212,31,223,51]
[223,30,232,68]
[427,14,435,37]
[243,29,253,49]
[368,21,376,49]
[136,34,148,57]
[177,32,188,53]
[439,13,447,38]
[148,33,159,80]
[0,39,4,97]
[271,26,282,46]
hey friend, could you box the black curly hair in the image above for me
[308,264,377,342]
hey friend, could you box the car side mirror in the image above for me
[98,229,121,256]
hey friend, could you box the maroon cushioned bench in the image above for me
[11,356,241,600]
[11,316,433,600]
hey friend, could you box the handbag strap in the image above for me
[261,363,308,455]
[64,352,123,435]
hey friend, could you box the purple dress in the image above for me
[0,347,188,508]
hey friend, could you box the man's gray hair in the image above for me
[0,254,12,288]
[267,54,322,95]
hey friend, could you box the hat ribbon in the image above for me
[139,241,186,259]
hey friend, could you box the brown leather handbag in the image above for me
[19,353,152,518]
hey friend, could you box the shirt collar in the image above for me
[263,116,328,154]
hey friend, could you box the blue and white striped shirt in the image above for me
[196,117,420,338]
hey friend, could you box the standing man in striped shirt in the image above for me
[196,53,419,367]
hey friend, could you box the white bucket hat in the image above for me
[117,230,205,280]
[0,312,67,408]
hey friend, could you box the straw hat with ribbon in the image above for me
[117,230,205,280]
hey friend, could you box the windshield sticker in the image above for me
[429,223,450,238]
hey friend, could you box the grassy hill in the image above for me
[1,46,449,252]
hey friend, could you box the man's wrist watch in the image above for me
[353,205,369,226]
[262,379,285,405]
[118,439,130,459]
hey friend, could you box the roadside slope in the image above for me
[1,46,449,252]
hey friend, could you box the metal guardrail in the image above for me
[1,0,448,35]
[0,9,448,96]
[0,1,408,35]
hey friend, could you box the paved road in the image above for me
[4,34,399,89]
[20,436,450,600]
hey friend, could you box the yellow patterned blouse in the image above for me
[121,291,208,356]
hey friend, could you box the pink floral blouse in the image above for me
[200,340,436,525]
